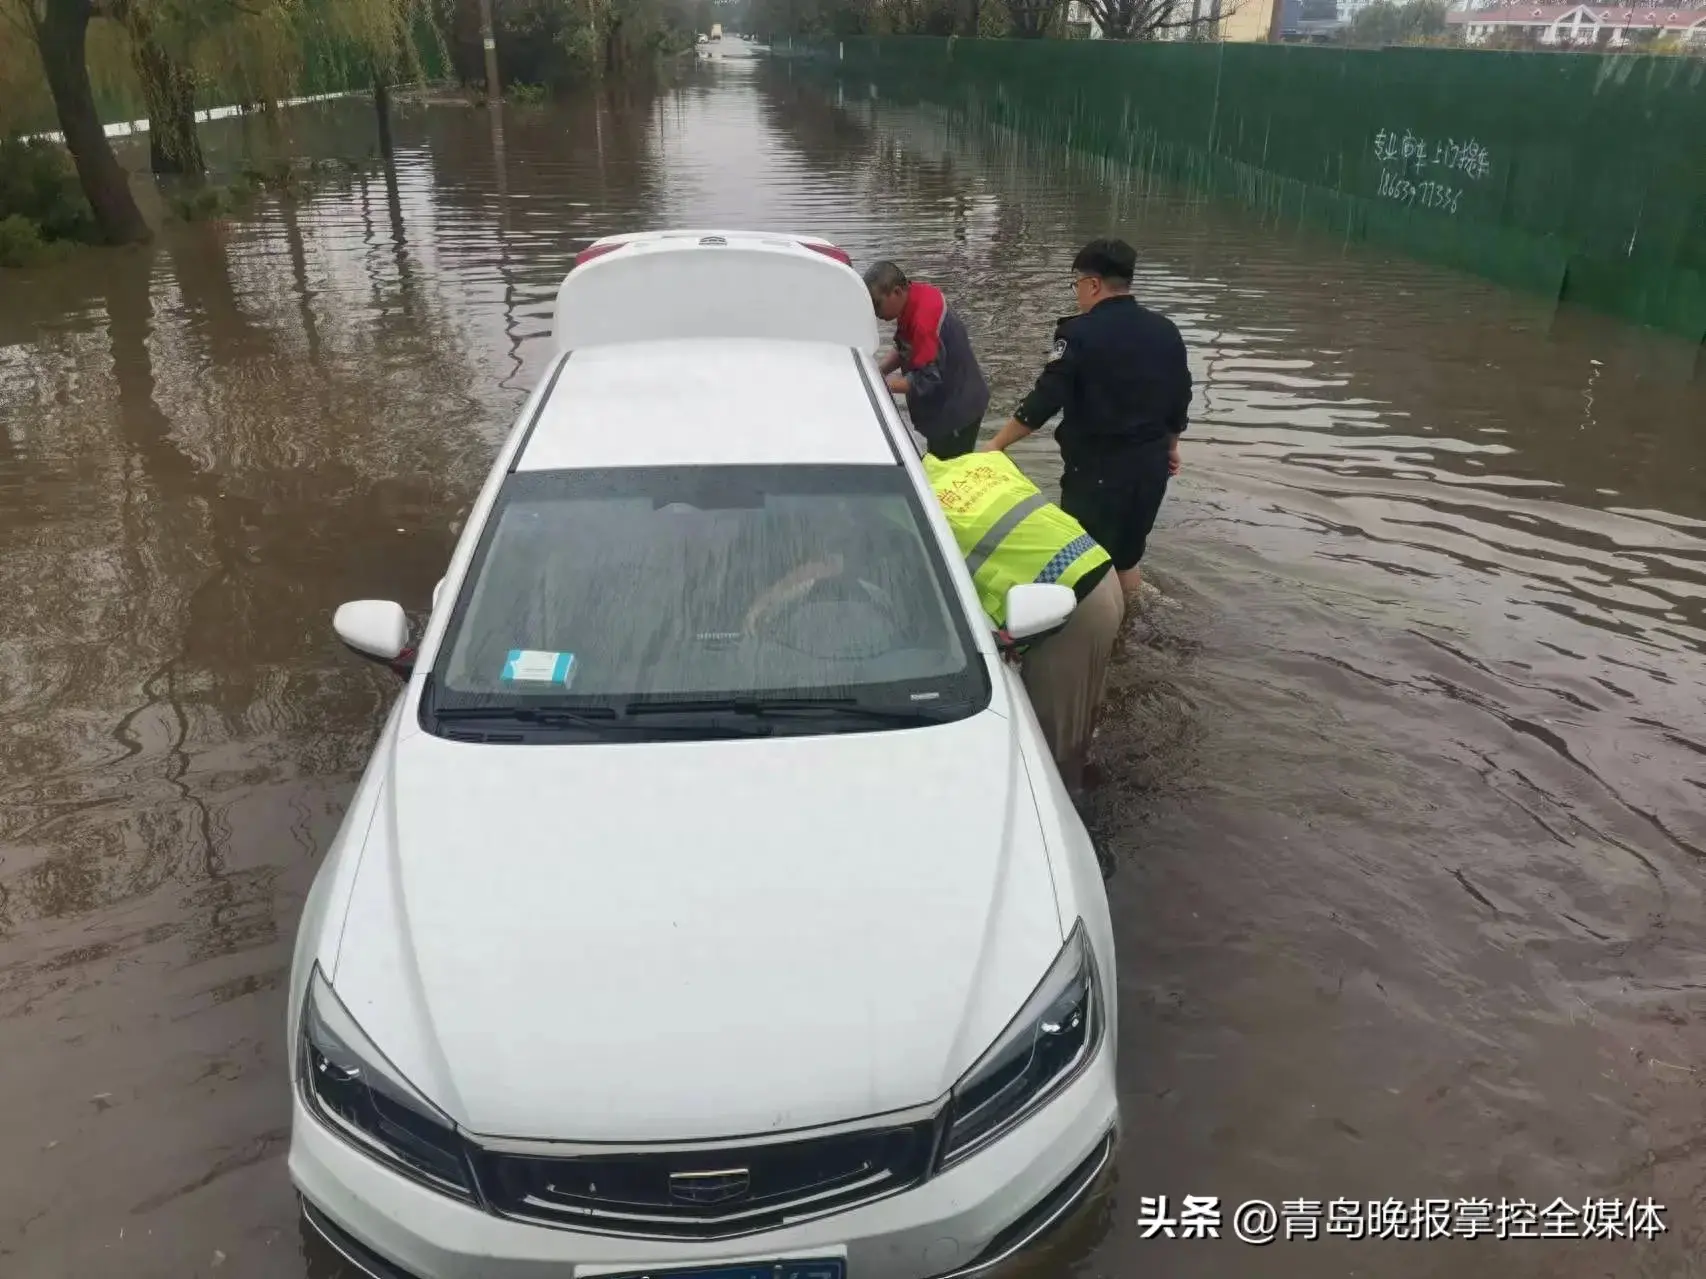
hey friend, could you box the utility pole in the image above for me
[478,0,501,107]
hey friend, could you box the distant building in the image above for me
[1063,0,1103,36]
[1063,0,1287,39]
[1220,0,1288,38]
[1447,3,1706,44]
[1073,0,1706,42]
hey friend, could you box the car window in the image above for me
[423,464,987,737]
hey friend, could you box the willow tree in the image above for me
[8,0,150,242]
[108,0,438,175]
[107,0,204,175]
[318,0,441,154]
[317,0,439,80]
[3,0,439,244]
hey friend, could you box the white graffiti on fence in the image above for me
[1378,171,1462,215]
[1371,128,1492,214]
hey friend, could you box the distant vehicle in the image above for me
[697,32,708,43]
[290,227,1118,1279]
[711,21,722,38]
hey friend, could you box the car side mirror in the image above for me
[333,600,413,676]
[1004,583,1077,643]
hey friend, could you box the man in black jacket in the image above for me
[983,238,1192,597]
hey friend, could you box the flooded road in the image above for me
[4,39,1706,1279]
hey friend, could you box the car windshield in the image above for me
[423,464,987,736]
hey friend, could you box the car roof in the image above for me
[515,339,903,472]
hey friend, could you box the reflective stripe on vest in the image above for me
[965,492,1049,576]
[923,453,1111,628]
[1036,532,1099,585]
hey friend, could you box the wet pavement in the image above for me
[3,37,1706,1279]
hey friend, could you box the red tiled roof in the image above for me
[1447,4,1706,22]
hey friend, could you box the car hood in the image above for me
[328,709,1066,1142]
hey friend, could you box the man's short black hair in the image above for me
[863,260,908,294]
[1071,238,1136,286]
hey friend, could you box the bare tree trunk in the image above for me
[449,0,483,85]
[373,67,395,157]
[1010,0,1055,36]
[606,13,626,74]
[129,7,205,177]
[35,0,151,244]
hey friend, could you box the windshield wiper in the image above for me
[431,704,620,730]
[623,696,952,726]
[431,702,771,738]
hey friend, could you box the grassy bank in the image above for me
[0,139,97,266]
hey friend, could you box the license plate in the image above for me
[600,1264,845,1279]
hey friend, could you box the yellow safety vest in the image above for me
[923,452,1111,629]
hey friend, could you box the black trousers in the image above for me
[1059,439,1173,571]
[922,421,981,460]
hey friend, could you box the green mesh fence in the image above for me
[795,37,1706,342]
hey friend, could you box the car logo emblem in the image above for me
[667,1167,751,1205]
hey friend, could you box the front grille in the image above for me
[474,1118,939,1239]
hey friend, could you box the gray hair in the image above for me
[862,260,908,294]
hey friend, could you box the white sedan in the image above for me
[288,230,1119,1279]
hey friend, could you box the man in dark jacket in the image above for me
[983,237,1192,598]
[865,261,991,460]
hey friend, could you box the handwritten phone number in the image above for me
[1378,170,1462,214]
[1137,1195,1667,1244]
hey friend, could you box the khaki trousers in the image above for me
[1020,570,1125,795]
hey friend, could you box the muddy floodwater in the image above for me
[4,39,1706,1279]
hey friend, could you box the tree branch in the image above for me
[1149,6,1234,26]
[1077,0,1241,36]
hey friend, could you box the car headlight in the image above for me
[938,918,1102,1168]
[299,966,475,1199]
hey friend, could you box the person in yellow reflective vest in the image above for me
[923,450,1125,799]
